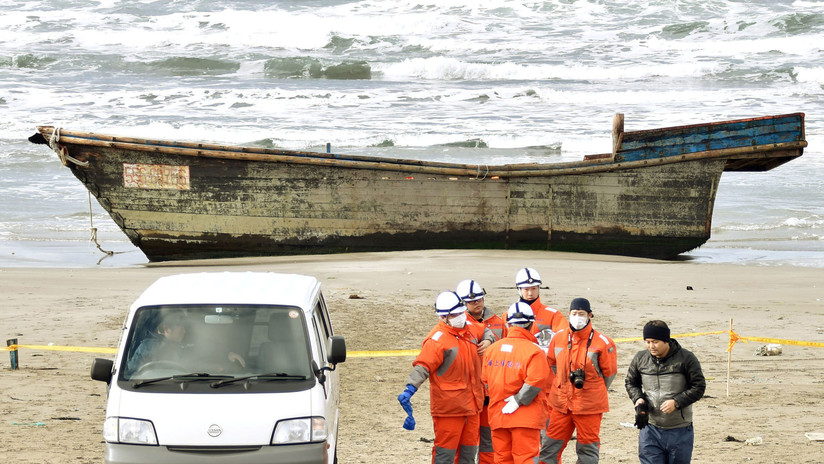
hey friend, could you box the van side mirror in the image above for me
[313,336,347,387]
[91,358,114,383]
[327,336,347,365]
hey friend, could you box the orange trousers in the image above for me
[432,414,480,464]
[490,427,541,464]
[478,404,494,464]
[542,410,602,464]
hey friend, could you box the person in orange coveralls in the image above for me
[481,302,550,464]
[542,297,617,464]
[398,291,491,464]
[515,267,568,458]
[514,267,567,346]
[457,279,508,342]
[456,279,507,464]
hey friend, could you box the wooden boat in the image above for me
[29,113,806,262]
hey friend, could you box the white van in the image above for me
[91,272,346,464]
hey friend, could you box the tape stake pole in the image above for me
[7,338,18,370]
[726,318,733,397]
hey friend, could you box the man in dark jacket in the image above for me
[625,320,705,464]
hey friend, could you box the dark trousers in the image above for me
[639,423,694,464]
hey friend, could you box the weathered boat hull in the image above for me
[31,113,805,261]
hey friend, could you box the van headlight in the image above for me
[103,417,158,445]
[272,417,327,444]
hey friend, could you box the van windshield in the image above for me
[121,305,313,384]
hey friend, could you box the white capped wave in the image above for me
[5,1,820,64]
[377,57,720,81]
[718,215,824,232]
[795,66,824,84]
[784,216,824,228]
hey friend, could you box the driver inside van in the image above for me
[127,313,246,374]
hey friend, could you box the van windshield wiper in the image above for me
[210,372,308,388]
[133,373,231,388]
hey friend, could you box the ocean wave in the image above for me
[718,215,824,232]
[129,54,738,82]
[3,4,820,87]
[659,21,712,39]
[377,56,721,81]
[4,50,736,82]
[5,51,375,80]
[686,246,824,267]
[791,234,824,242]
[784,216,824,228]
[435,139,488,148]
[0,53,57,69]
[4,1,821,71]
[262,58,371,79]
[140,57,241,76]
[770,12,824,35]
[795,66,824,84]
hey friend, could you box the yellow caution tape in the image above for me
[726,330,824,352]
[737,336,824,348]
[2,330,822,359]
[2,344,116,354]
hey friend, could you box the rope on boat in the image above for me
[49,127,89,167]
[474,164,489,180]
[87,192,124,258]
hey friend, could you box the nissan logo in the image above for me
[207,424,222,437]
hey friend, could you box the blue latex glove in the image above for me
[403,414,416,431]
[398,384,417,430]
[398,384,417,410]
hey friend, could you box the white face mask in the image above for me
[569,314,589,330]
[448,312,467,328]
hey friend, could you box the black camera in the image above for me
[569,369,585,389]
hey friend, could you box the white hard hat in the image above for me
[434,291,466,316]
[456,279,486,302]
[515,267,542,288]
[506,302,535,324]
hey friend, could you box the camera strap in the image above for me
[567,329,595,377]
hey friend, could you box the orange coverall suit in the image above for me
[474,306,508,341]
[407,319,486,464]
[469,307,508,464]
[481,326,550,464]
[529,297,568,341]
[528,298,567,443]
[541,324,617,464]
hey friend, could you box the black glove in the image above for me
[634,402,649,430]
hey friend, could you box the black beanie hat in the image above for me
[569,297,591,313]
[643,323,671,342]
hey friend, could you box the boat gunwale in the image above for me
[36,112,806,178]
[37,127,804,178]
[620,112,806,140]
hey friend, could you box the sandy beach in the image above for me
[2,249,823,463]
